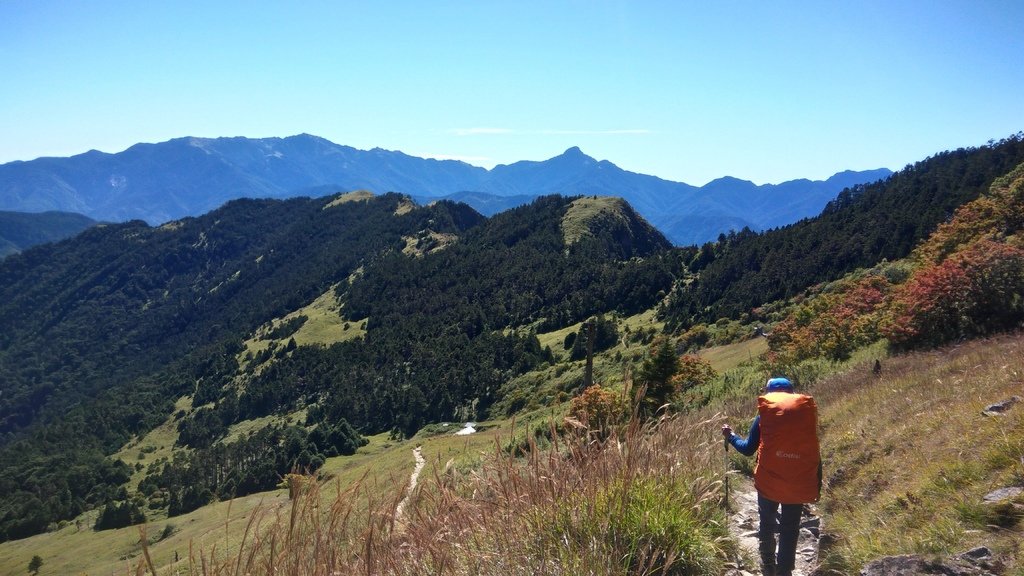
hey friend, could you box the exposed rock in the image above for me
[958,546,991,562]
[982,486,1022,503]
[982,396,1022,416]
[958,547,1003,574]
[860,551,998,575]
[801,516,821,537]
[817,531,840,549]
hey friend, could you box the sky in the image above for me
[2,1,1023,186]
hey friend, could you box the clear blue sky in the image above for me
[2,1,1023,185]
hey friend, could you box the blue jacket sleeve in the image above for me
[728,415,760,457]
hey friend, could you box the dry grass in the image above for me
[698,338,768,374]
[323,190,375,209]
[33,311,1024,574]
[561,197,631,246]
[175,412,734,576]
[0,426,505,575]
[703,333,1024,572]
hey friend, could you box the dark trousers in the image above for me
[757,493,802,575]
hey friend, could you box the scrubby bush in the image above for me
[672,355,717,392]
[569,385,626,431]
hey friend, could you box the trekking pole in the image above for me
[723,436,730,512]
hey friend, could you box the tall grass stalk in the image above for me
[184,411,732,575]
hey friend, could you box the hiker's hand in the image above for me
[721,424,733,439]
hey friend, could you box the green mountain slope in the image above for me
[0,191,677,541]
[0,192,488,539]
[0,210,96,258]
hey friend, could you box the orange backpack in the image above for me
[754,392,821,504]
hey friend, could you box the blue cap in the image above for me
[766,377,793,392]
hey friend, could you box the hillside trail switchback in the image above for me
[725,474,821,576]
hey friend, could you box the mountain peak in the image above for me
[561,196,671,257]
[559,146,593,161]
[703,176,756,191]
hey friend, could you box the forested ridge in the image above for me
[662,134,1024,327]
[0,193,487,538]
[0,191,677,539]
[224,196,679,440]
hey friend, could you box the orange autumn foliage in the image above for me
[769,163,1024,358]
[768,275,890,364]
[882,240,1024,348]
[569,385,626,430]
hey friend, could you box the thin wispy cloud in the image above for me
[450,128,652,137]
[450,127,515,136]
[538,129,652,135]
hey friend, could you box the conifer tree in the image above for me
[638,337,679,415]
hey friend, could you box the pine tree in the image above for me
[638,337,679,415]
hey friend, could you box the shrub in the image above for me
[768,275,890,364]
[569,385,626,431]
[672,355,717,392]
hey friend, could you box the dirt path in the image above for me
[725,474,821,576]
[394,445,426,523]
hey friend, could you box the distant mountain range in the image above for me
[0,134,891,245]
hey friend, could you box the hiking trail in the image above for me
[395,445,426,523]
[724,474,821,576]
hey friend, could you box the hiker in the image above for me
[721,377,822,576]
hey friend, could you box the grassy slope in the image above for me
[0,421,510,575]
[698,337,768,373]
[708,333,1023,573]
[113,395,193,492]
[322,190,375,209]
[239,286,366,372]
[561,196,628,245]
[811,333,1024,573]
